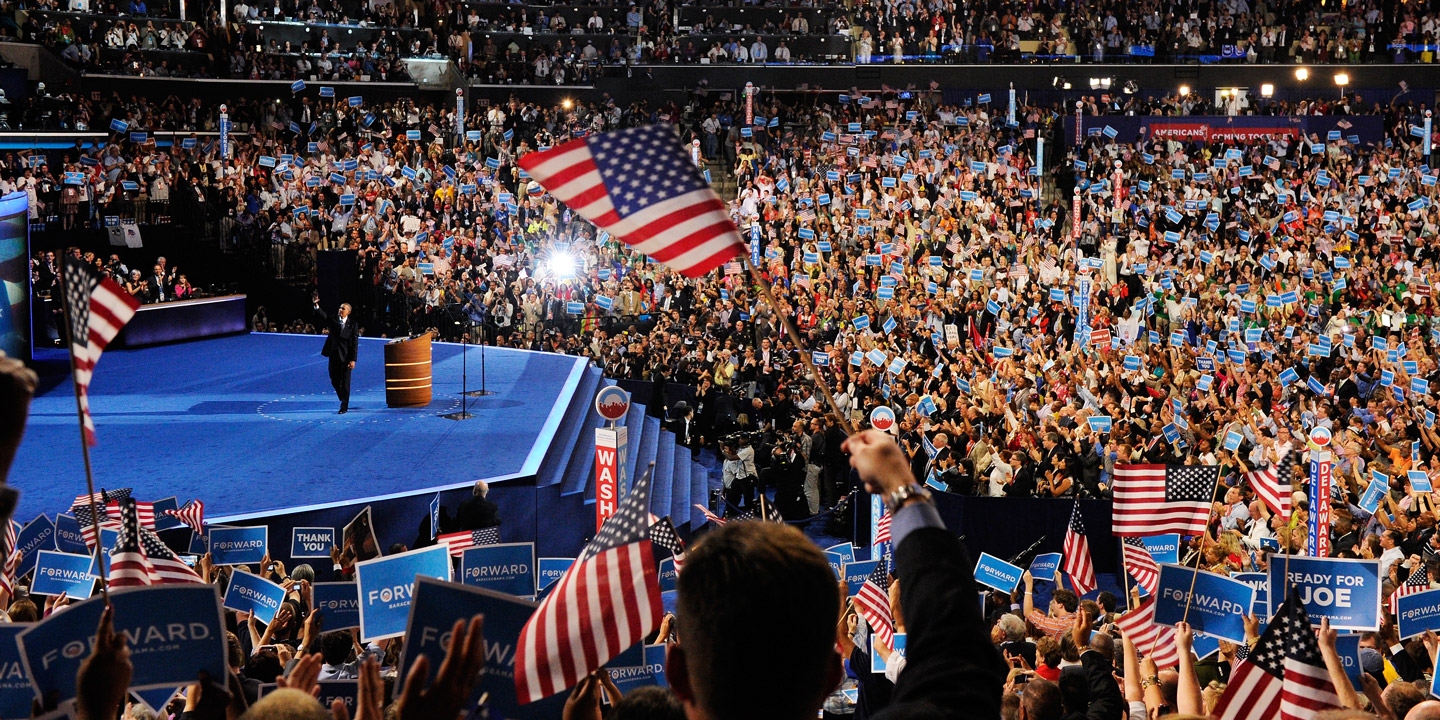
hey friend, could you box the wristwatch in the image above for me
[886,483,932,513]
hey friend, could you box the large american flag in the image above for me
[515,465,661,703]
[853,560,895,652]
[1121,537,1160,595]
[109,498,204,587]
[1390,565,1429,615]
[1213,590,1340,720]
[1115,595,1178,669]
[1245,464,1291,519]
[516,125,745,277]
[437,526,501,557]
[1112,464,1219,537]
[1061,501,1096,596]
[61,258,141,445]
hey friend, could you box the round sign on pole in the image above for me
[870,406,896,433]
[595,386,630,422]
[1309,426,1332,448]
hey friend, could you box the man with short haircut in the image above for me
[314,292,359,414]
[1021,570,1078,640]
[669,429,1005,719]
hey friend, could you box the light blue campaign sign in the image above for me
[1270,556,1381,631]
[842,560,881,597]
[870,633,906,674]
[1141,535,1181,564]
[1029,553,1062,582]
[657,557,678,593]
[826,543,856,566]
[1230,572,1270,617]
[17,585,226,706]
[1087,416,1112,433]
[223,571,287,625]
[291,527,335,559]
[53,515,87,555]
[16,515,56,578]
[1397,588,1440,639]
[1410,471,1434,493]
[209,526,267,566]
[460,543,535,598]
[312,582,361,629]
[1334,634,1363,689]
[1153,564,1253,643]
[537,558,572,589]
[1360,473,1389,514]
[31,551,95,599]
[0,625,32,719]
[397,577,566,719]
[974,553,1024,593]
[824,551,844,580]
[355,545,452,641]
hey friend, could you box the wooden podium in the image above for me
[384,333,433,407]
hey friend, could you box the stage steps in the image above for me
[559,378,619,498]
[689,462,709,530]
[671,451,692,530]
[534,364,604,490]
[651,430,676,528]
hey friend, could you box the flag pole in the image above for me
[57,263,111,603]
[743,257,855,437]
[1179,470,1227,626]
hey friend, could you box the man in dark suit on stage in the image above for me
[670,429,1005,720]
[313,292,360,414]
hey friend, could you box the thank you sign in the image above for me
[291,527,335,559]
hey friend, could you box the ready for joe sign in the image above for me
[594,386,631,530]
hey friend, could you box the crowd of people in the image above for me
[10,0,1440,81]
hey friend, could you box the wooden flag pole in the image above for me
[57,264,111,602]
[743,257,856,437]
[1179,469,1227,626]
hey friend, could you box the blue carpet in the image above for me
[12,333,588,520]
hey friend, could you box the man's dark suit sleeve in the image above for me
[875,527,1007,719]
[1081,650,1123,720]
[347,323,359,362]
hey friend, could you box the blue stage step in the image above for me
[623,402,647,486]
[534,365,603,489]
[635,416,661,488]
[689,461,709,529]
[561,378,617,498]
[671,447,692,529]
[651,430,676,523]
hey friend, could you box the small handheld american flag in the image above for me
[515,464,662,703]
[109,497,204,587]
[437,526,501,557]
[1061,500,1097,596]
[60,258,140,446]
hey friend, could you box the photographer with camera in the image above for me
[720,438,758,512]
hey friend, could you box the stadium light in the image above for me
[1178,85,1190,97]
[562,98,574,110]
[1334,72,1349,86]
[546,252,576,280]
[1295,67,1309,81]
[1260,83,1275,97]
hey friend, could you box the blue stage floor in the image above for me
[11,334,587,521]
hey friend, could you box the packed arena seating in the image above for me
[9,0,1440,80]
[9,0,1440,709]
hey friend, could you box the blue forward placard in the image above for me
[459,542,536,598]
[354,545,452,641]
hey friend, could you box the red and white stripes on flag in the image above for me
[1213,590,1340,720]
[164,499,206,532]
[1061,501,1096,596]
[516,125,745,278]
[109,498,204,587]
[108,499,154,529]
[1114,596,1178,669]
[853,560,895,652]
[437,527,501,556]
[1390,565,1429,615]
[694,503,726,526]
[1121,537,1161,596]
[60,258,141,446]
[1245,464,1291,519]
[515,466,662,703]
[1112,464,1219,537]
[874,511,892,545]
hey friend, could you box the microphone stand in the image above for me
[441,322,475,420]
[465,320,492,397]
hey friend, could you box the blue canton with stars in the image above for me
[1165,465,1218,503]
[589,126,711,218]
